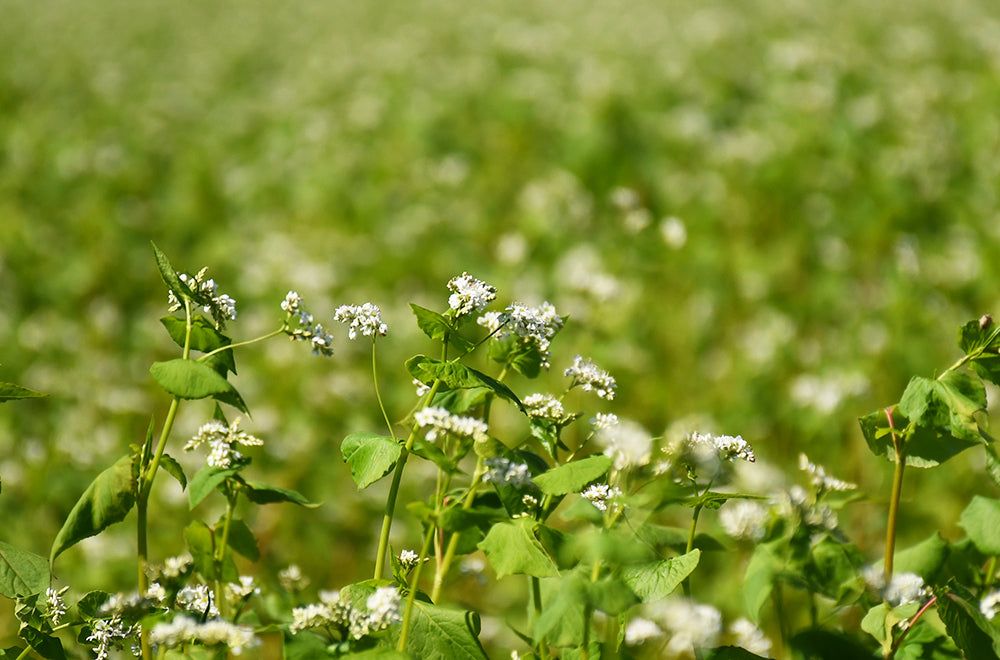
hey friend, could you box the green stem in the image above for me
[431,457,486,602]
[681,504,703,597]
[14,646,33,660]
[398,520,436,652]
[198,327,285,361]
[214,487,239,619]
[884,407,907,587]
[371,339,396,440]
[374,379,443,580]
[986,556,998,589]
[531,576,551,660]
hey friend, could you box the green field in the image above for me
[3,0,1000,654]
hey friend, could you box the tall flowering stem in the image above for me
[884,406,907,586]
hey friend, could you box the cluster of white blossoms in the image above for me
[184,418,263,469]
[333,302,389,339]
[448,272,497,317]
[653,597,723,658]
[591,412,619,430]
[86,615,134,660]
[981,589,1000,619]
[799,453,857,493]
[687,432,756,463]
[482,457,533,488]
[718,499,770,542]
[168,267,238,330]
[149,616,257,655]
[862,567,932,607]
[623,617,663,646]
[564,355,617,400]
[478,301,564,368]
[279,564,310,592]
[597,418,653,472]
[45,586,68,625]
[522,393,568,423]
[729,618,773,657]
[582,483,622,512]
[148,552,193,581]
[290,587,402,639]
[281,291,334,357]
[414,406,489,444]
[226,575,259,602]
[177,584,219,618]
[398,549,420,572]
[777,485,839,531]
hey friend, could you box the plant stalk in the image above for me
[884,407,907,586]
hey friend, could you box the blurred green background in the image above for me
[2,0,1000,646]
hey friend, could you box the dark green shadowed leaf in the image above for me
[18,626,64,660]
[215,518,259,561]
[342,432,401,489]
[244,481,320,507]
[533,455,612,496]
[705,648,771,660]
[160,316,237,375]
[159,453,187,491]
[410,304,475,353]
[151,242,189,300]
[405,356,524,412]
[0,541,48,598]
[936,582,1000,660]
[789,628,876,660]
[77,591,112,618]
[188,463,243,510]
[51,454,136,563]
[0,383,46,403]
[621,550,701,602]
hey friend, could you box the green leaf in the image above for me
[488,337,544,379]
[410,304,474,353]
[77,590,111,618]
[585,576,638,614]
[899,372,987,444]
[960,496,1000,555]
[859,408,979,468]
[959,318,1000,354]
[149,359,249,414]
[0,541,48,598]
[804,534,865,602]
[282,631,333,660]
[185,520,237,583]
[405,356,523,412]
[789,628,876,660]
[620,550,701,602]
[188,463,243,510]
[50,454,136,563]
[0,383,46,403]
[243,481,320,508]
[160,316,237,376]
[533,573,588,646]
[342,432,402,489]
[743,539,783,623]
[18,626,64,660]
[151,242,189,300]
[632,523,726,553]
[159,453,187,491]
[216,518,259,561]
[532,455,612,496]
[893,532,950,583]
[390,601,487,660]
[430,387,490,415]
[479,519,559,578]
[705,648,772,660]
[410,439,457,473]
[936,582,1000,660]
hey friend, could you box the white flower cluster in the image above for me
[687,432,756,463]
[414,406,489,444]
[564,355,617,400]
[184,418,263,469]
[282,291,334,357]
[150,552,193,581]
[523,393,568,423]
[591,412,619,430]
[290,587,402,639]
[778,485,839,530]
[482,457,533,488]
[398,549,420,571]
[582,483,622,512]
[149,616,257,655]
[982,589,1000,619]
[799,453,856,493]
[623,617,663,646]
[598,418,653,471]
[168,267,237,330]
[478,301,564,368]
[653,597,723,657]
[448,272,497,317]
[718,499,770,542]
[862,568,931,607]
[86,615,134,660]
[226,575,259,602]
[46,586,68,625]
[279,564,310,592]
[176,584,219,618]
[333,302,389,339]
[729,618,773,657]
[97,590,160,618]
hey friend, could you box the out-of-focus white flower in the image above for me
[624,617,663,645]
[150,616,258,655]
[719,500,769,542]
[862,568,931,607]
[730,618,772,656]
[448,272,497,317]
[598,418,652,471]
[279,564,310,592]
[652,597,722,658]
[591,412,619,430]
[226,576,259,602]
[414,406,489,444]
[799,453,856,493]
[482,457,533,488]
[582,483,622,512]
[564,355,617,400]
[981,589,1000,619]
[333,302,388,339]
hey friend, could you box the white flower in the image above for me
[624,617,663,645]
[226,576,259,601]
[86,615,133,660]
[730,618,772,656]
[478,301,564,368]
[718,500,769,542]
[46,586,68,624]
[168,267,237,330]
[482,457,533,488]
[150,616,258,655]
[146,582,167,603]
[652,597,722,657]
[365,586,402,630]
[333,302,389,339]
[283,296,335,357]
[564,355,617,400]
[414,406,489,444]
[398,549,420,571]
[413,378,431,396]
[799,453,856,493]
[185,418,262,469]
[582,483,622,512]
[448,272,497,317]
[158,552,193,580]
[176,584,219,617]
[982,590,1000,619]
[688,432,755,463]
[591,413,619,430]
[884,572,931,607]
[523,393,567,423]
[598,418,652,471]
[279,564,310,592]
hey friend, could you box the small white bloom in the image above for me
[598,418,652,471]
[653,597,722,657]
[333,302,389,339]
[413,378,431,396]
[226,575,259,601]
[46,586,68,624]
[365,586,402,630]
[719,500,769,542]
[146,582,168,603]
[591,412,619,430]
[398,549,420,571]
[478,302,564,368]
[169,268,238,330]
[176,584,219,617]
[150,615,258,655]
[523,393,568,423]
[582,483,622,512]
[185,418,262,470]
[414,406,489,444]
[564,355,617,400]
[279,564,310,592]
[482,457,533,488]
[86,615,133,660]
[884,572,931,607]
[688,432,755,463]
[799,453,856,493]
[982,589,1000,619]
[624,617,663,645]
[730,618,772,656]
[448,272,497,317]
